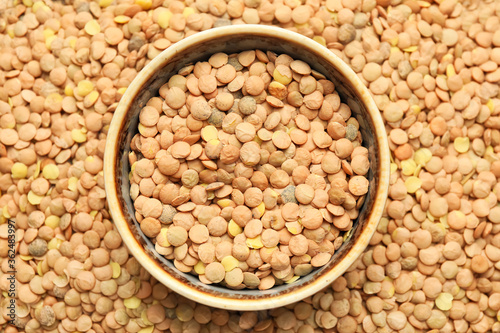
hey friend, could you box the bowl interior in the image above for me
[110,29,384,304]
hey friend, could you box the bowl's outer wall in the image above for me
[104,25,390,310]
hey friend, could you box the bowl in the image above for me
[104,25,390,311]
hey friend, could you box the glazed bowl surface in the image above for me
[104,25,390,311]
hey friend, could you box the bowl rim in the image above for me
[104,24,390,310]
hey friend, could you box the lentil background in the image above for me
[0,0,500,332]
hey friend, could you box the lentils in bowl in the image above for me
[129,47,371,290]
[104,25,390,310]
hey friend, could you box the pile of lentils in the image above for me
[130,49,370,289]
[0,0,500,332]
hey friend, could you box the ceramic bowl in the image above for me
[104,25,390,311]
